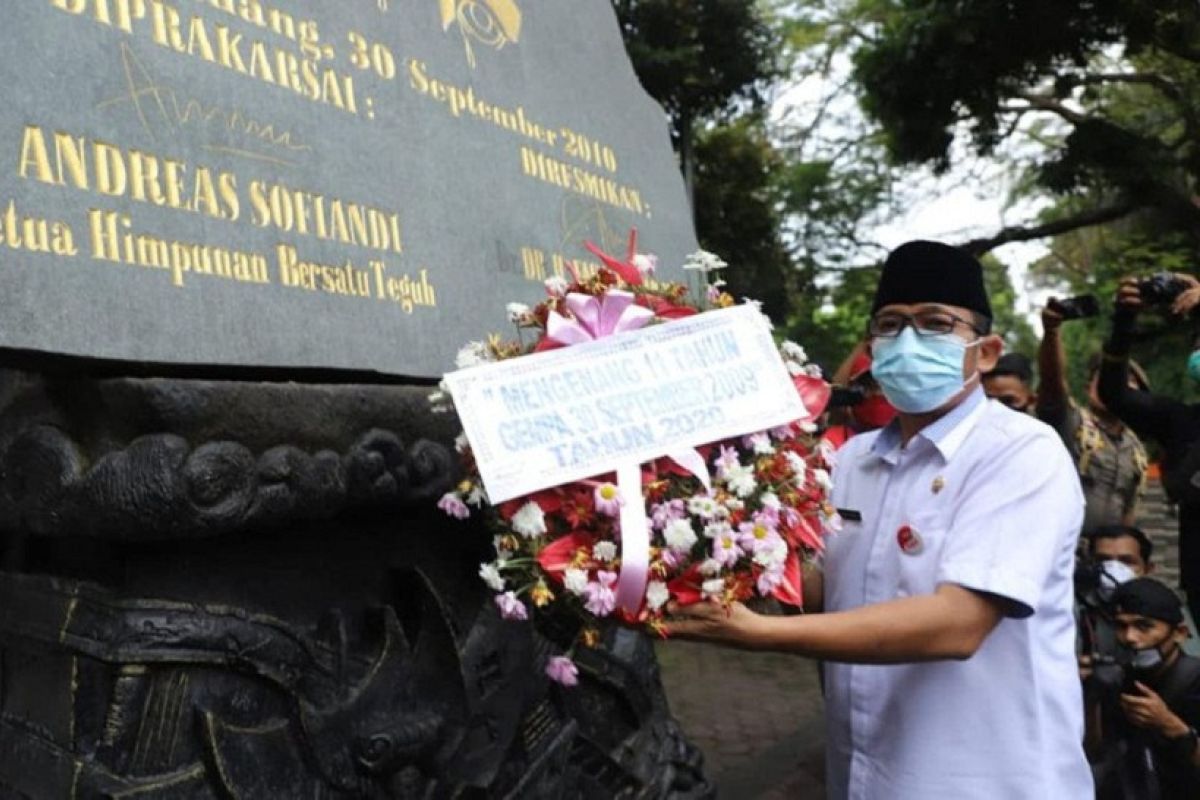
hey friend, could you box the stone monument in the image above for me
[0,1,713,796]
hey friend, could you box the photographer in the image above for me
[1039,296,1149,532]
[1101,273,1200,623]
[1091,578,1200,799]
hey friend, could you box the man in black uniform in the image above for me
[1100,278,1200,622]
[1095,578,1200,799]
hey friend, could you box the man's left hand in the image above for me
[1120,681,1190,736]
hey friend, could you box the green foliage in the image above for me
[613,0,780,139]
[853,1,1200,241]
[981,255,1038,357]
[691,116,795,322]
[853,1,1199,161]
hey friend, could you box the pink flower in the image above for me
[739,519,783,557]
[437,493,470,519]
[583,570,618,617]
[546,291,654,346]
[594,482,622,517]
[753,506,781,529]
[650,499,686,529]
[770,425,797,440]
[495,591,528,621]
[545,655,579,687]
[712,530,743,568]
[781,506,802,528]
[742,432,774,454]
[714,445,740,477]
[757,566,785,596]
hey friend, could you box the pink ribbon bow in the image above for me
[546,290,654,346]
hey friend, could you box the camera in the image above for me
[827,386,866,409]
[1136,272,1189,306]
[1048,294,1100,321]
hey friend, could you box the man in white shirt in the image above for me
[667,240,1092,798]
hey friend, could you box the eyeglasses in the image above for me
[868,310,984,338]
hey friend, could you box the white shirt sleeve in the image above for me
[935,428,1084,618]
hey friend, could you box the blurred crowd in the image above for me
[820,271,1200,799]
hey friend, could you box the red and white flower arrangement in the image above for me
[434,231,836,684]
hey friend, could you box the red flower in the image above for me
[584,229,644,286]
[792,374,832,421]
[667,564,704,606]
[770,552,805,608]
[636,294,698,320]
[783,514,825,554]
[532,336,564,353]
[536,532,594,576]
[561,489,597,529]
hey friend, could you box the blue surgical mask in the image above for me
[1187,350,1200,382]
[871,327,976,414]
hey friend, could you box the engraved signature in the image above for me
[96,43,311,167]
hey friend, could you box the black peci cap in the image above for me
[985,353,1034,385]
[871,240,992,320]
[1113,578,1184,626]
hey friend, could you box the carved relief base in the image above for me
[0,371,713,799]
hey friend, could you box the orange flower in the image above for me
[530,580,554,607]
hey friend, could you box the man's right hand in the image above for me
[1116,277,1144,311]
[1042,300,1064,334]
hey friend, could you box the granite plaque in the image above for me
[0,0,697,379]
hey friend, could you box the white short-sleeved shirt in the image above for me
[824,387,1092,799]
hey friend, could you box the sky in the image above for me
[772,55,1063,328]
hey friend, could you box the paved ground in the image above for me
[657,478,1185,798]
[656,640,826,798]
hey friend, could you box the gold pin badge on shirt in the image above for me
[931,476,945,494]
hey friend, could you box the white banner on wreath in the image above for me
[443,303,808,504]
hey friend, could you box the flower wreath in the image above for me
[434,231,836,686]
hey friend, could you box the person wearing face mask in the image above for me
[1089,578,1200,799]
[1080,526,1156,672]
[665,240,1091,799]
[982,352,1037,413]
[1039,298,1150,533]
[1099,278,1200,629]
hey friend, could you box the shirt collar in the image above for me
[871,385,988,464]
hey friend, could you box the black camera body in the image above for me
[828,386,866,409]
[1049,294,1100,321]
[1137,272,1189,306]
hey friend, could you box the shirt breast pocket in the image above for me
[895,512,948,597]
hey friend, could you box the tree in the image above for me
[691,116,795,322]
[852,0,1200,254]
[613,0,780,198]
[615,1,809,326]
